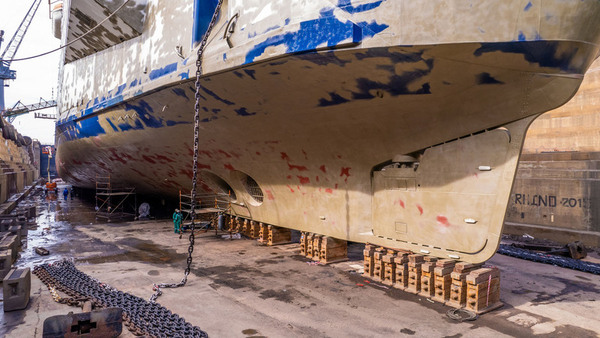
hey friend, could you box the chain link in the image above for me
[498,244,600,275]
[34,260,208,337]
[150,0,224,303]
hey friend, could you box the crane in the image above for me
[0,0,43,112]
[3,97,57,123]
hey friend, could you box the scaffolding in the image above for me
[95,175,137,222]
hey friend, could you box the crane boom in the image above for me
[2,97,57,122]
[0,0,42,64]
[0,0,43,112]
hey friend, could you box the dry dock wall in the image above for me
[504,58,600,247]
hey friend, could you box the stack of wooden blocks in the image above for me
[258,223,269,244]
[267,225,292,245]
[406,254,425,293]
[447,262,483,308]
[465,267,501,314]
[361,243,502,314]
[382,250,397,286]
[319,236,348,264]
[418,256,438,298]
[299,232,348,264]
[372,247,386,282]
[394,252,410,290]
[431,259,456,303]
[249,221,260,239]
[363,244,375,277]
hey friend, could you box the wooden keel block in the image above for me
[319,237,348,264]
[258,223,268,243]
[446,262,484,308]
[311,235,323,260]
[363,244,375,277]
[418,261,436,298]
[241,219,250,236]
[299,232,308,256]
[372,247,386,282]
[382,250,397,286]
[267,225,292,246]
[249,221,260,239]
[465,267,502,314]
[306,233,316,259]
[235,217,243,233]
[227,217,236,232]
[394,253,409,290]
[431,259,456,303]
[406,254,424,293]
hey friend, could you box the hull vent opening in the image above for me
[200,171,237,201]
[242,175,263,205]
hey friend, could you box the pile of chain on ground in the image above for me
[34,260,208,337]
[497,244,600,275]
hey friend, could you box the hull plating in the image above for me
[55,0,600,262]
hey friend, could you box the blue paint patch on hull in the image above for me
[477,72,504,85]
[235,107,257,116]
[337,0,384,14]
[244,17,363,64]
[149,62,178,80]
[474,41,585,73]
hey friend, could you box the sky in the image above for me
[1,0,61,144]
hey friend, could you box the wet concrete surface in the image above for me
[1,186,600,337]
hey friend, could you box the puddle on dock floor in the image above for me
[18,184,100,269]
[1,184,172,335]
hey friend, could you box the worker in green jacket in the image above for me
[173,209,182,234]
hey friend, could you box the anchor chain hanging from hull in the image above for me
[148,0,225,303]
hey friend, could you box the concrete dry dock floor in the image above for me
[1,198,600,337]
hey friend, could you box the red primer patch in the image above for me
[288,163,308,171]
[319,165,327,173]
[256,152,261,155]
[155,154,174,163]
[437,215,451,227]
[142,155,156,164]
[218,150,232,158]
[399,200,405,208]
[265,190,275,200]
[286,175,292,179]
[298,176,310,184]
[316,176,319,182]
[417,205,423,215]
[325,188,333,194]
[302,149,308,160]
[281,152,290,160]
[287,185,295,193]
[224,163,234,171]
[340,167,351,182]
[179,169,193,179]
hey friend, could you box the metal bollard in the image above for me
[3,267,31,311]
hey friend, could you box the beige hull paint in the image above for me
[56,0,600,262]
[57,41,588,263]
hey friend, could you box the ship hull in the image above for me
[55,0,600,262]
